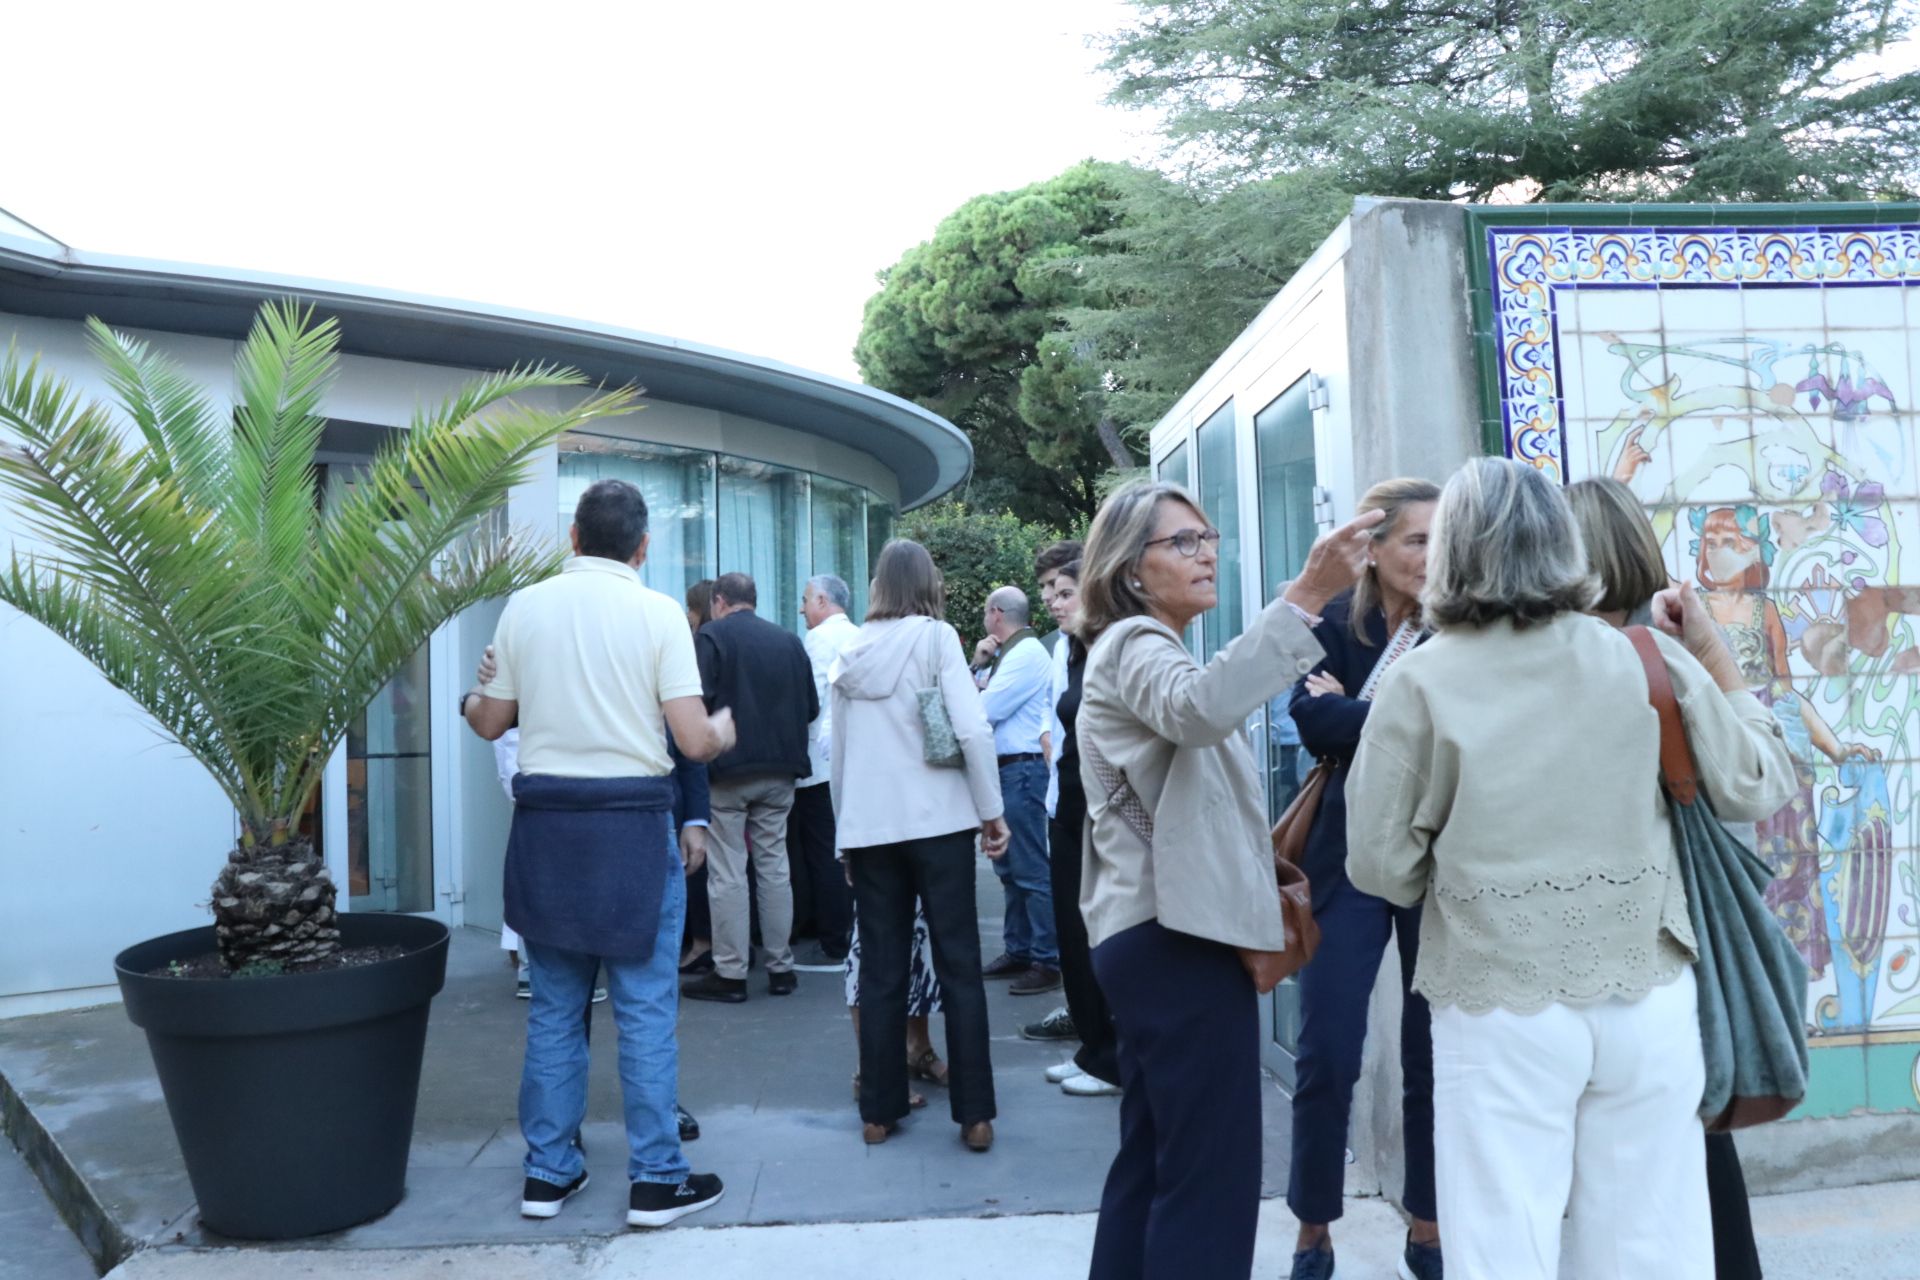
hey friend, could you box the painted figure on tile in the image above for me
[1691,505,1880,981]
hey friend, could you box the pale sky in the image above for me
[2,1,1153,383]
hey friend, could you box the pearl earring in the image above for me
[1130,579,1143,590]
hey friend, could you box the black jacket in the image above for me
[1286,591,1415,913]
[695,610,819,783]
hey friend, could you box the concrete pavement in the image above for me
[101,1180,1920,1279]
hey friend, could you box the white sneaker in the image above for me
[1044,1061,1085,1084]
[1061,1072,1122,1097]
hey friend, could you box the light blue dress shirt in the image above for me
[978,633,1052,757]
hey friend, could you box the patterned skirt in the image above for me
[844,900,943,1016]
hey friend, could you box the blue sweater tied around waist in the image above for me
[504,773,675,960]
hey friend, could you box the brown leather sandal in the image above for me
[907,1048,950,1087]
[863,1120,897,1145]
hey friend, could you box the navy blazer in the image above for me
[1287,591,1404,913]
[668,736,710,831]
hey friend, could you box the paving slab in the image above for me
[0,864,1290,1267]
[98,1180,1920,1280]
[0,1136,97,1280]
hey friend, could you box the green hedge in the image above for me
[895,502,1070,641]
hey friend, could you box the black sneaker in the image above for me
[1290,1244,1335,1280]
[627,1172,724,1227]
[767,969,797,996]
[676,1105,700,1142]
[1399,1236,1442,1280]
[1020,1007,1078,1041]
[682,973,747,1004]
[520,1170,589,1219]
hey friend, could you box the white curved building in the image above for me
[0,215,971,1014]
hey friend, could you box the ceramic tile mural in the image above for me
[1486,222,1920,1115]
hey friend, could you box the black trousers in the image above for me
[849,830,996,1127]
[1091,920,1261,1280]
[1707,1132,1762,1278]
[787,782,850,953]
[1049,795,1119,1084]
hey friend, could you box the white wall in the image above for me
[0,315,240,1014]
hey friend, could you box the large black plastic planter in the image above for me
[114,913,449,1240]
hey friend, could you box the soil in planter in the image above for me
[147,944,407,980]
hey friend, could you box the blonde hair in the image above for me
[1079,480,1211,643]
[1349,476,1441,644]
[1424,457,1597,631]
[1566,478,1668,616]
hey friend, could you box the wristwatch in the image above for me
[458,690,476,716]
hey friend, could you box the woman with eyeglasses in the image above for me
[1075,480,1381,1279]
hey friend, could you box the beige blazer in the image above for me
[1346,614,1797,1012]
[1076,598,1324,951]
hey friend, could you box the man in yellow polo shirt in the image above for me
[463,478,733,1228]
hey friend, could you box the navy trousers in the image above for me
[1288,877,1436,1224]
[1090,920,1261,1280]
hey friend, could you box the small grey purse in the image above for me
[916,619,965,768]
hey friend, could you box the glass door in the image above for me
[1254,374,1321,1086]
[314,461,447,919]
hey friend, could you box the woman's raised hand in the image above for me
[1283,508,1388,616]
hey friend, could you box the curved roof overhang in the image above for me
[0,231,971,509]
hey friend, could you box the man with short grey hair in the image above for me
[789,574,860,968]
[972,584,1059,996]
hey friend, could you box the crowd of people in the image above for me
[462,456,1796,1279]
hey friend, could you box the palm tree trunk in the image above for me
[211,842,340,969]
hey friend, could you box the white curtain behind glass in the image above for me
[555,442,716,602]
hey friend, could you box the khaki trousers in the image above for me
[707,775,797,980]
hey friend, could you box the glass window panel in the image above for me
[1158,440,1190,490]
[556,436,716,602]
[718,457,806,632]
[811,476,867,622]
[347,643,433,913]
[1255,379,1319,603]
[1195,401,1242,659]
[1255,375,1319,824]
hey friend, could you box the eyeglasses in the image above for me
[1142,527,1221,557]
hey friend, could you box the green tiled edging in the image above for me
[1795,1044,1869,1119]
[1792,1040,1920,1119]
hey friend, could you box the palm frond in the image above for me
[2,306,637,844]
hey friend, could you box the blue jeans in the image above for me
[522,837,689,1187]
[991,758,1057,968]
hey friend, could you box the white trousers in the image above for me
[1431,969,1711,1280]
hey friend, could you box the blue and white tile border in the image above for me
[1487,223,1920,478]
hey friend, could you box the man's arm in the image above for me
[664,695,736,762]
[978,639,1049,727]
[465,692,518,741]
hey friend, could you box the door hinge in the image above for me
[1306,375,1330,412]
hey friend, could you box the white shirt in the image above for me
[482,556,702,777]
[799,611,860,788]
[1044,634,1071,817]
[978,632,1052,757]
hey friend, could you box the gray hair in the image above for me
[986,585,1031,626]
[805,573,851,612]
[1424,457,1597,631]
[1079,480,1210,642]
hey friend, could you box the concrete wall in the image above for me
[1342,198,1483,490]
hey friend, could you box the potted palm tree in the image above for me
[0,302,632,1240]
